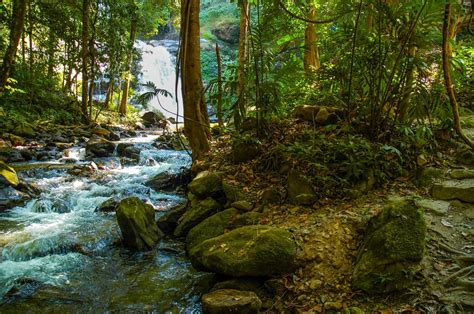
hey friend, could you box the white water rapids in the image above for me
[0,135,211,311]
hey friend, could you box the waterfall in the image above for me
[136,40,184,122]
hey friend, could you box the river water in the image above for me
[0,134,212,312]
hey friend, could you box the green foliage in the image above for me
[281,124,431,198]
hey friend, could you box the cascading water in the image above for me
[0,135,212,311]
[136,40,184,122]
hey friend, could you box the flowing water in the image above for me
[0,134,213,312]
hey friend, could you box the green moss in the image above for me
[174,198,221,237]
[187,208,240,250]
[352,199,426,294]
[187,171,223,199]
[116,197,163,250]
[189,225,297,277]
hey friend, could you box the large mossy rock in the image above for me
[432,179,474,203]
[186,208,261,251]
[188,171,223,199]
[232,138,262,163]
[116,197,163,250]
[174,198,221,237]
[287,170,316,205]
[187,208,240,250]
[189,225,297,277]
[352,199,426,294]
[201,289,262,314]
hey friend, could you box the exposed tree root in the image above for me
[444,265,474,285]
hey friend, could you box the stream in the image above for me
[0,134,213,312]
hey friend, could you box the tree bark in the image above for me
[0,0,27,89]
[180,0,210,160]
[442,1,473,148]
[215,43,223,126]
[304,7,320,74]
[119,11,138,116]
[81,0,90,122]
[235,0,250,129]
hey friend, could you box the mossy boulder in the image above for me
[201,289,262,314]
[432,179,474,203]
[174,198,221,237]
[352,199,426,294]
[115,197,164,250]
[232,137,262,163]
[189,225,297,277]
[187,208,261,251]
[287,170,316,205]
[188,171,223,199]
[187,208,240,250]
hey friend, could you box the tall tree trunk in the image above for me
[104,76,114,110]
[235,0,250,129]
[119,12,138,116]
[304,7,320,74]
[215,43,223,126]
[442,1,473,148]
[81,0,90,122]
[0,0,27,89]
[180,0,210,160]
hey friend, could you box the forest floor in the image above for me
[201,117,474,313]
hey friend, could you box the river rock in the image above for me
[142,111,164,127]
[186,208,240,250]
[93,157,122,170]
[86,138,116,158]
[96,198,118,213]
[146,168,192,192]
[156,203,187,234]
[450,169,474,180]
[0,186,31,211]
[174,198,221,237]
[117,143,140,160]
[287,170,316,205]
[0,148,25,163]
[202,289,262,314]
[116,197,164,250]
[352,199,426,294]
[189,225,297,277]
[188,171,223,199]
[431,179,474,203]
[92,127,111,137]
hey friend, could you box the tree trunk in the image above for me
[104,76,114,110]
[180,0,210,160]
[81,0,90,122]
[215,43,223,126]
[235,0,250,129]
[119,12,138,116]
[442,1,473,148]
[304,7,320,74]
[47,27,56,77]
[0,0,27,89]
